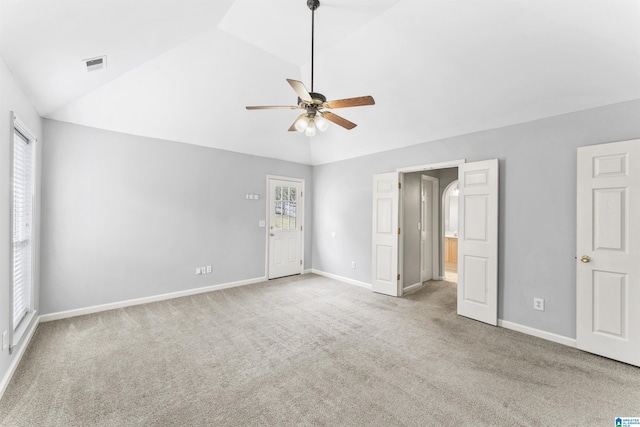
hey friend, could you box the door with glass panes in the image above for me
[268,178,303,279]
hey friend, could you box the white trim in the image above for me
[39,276,266,323]
[397,159,465,173]
[403,282,422,293]
[310,269,372,290]
[10,311,37,351]
[398,173,404,295]
[0,315,39,400]
[498,319,577,348]
[9,111,38,353]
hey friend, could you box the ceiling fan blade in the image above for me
[246,105,300,110]
[325,96,375,109]
[321,111,357,130]
[286,79,313,103]
[288,114,307,132]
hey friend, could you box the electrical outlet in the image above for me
[196,267,201,275]
[206,265,212,274]
[2,331,8,350]
[351,261,356,269]
[534,298,545,311]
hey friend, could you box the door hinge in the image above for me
[301,191,303,197]
[300,260,302,266]
[398,182,401,189]
[301,225,303,231]
[398,227,401,235]
[397,274,400,281]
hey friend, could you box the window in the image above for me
[10,113,36,350]
[274,185,297,230]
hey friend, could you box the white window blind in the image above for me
[12,127,33,329]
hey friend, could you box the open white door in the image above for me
[577,139,640,367]
[457,159,499,325]
[372,172,401,296]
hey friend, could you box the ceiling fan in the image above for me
[245,0,375,136]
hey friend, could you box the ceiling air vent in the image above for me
[83,55,107,72]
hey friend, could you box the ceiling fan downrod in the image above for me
[308,0,320,92]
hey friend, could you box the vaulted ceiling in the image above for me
[1,0,639,165]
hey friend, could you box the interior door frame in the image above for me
[397,160,465,296]
[421,175,440,283]
[441,179,459,280]
[265,175,305,279]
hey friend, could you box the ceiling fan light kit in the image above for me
[246,0,375,136]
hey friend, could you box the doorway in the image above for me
[420,175,439,284]
[403,168,459,293]
[372,159,499,326]
[443,180,459,283]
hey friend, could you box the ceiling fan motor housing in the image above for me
[298,92,326,107]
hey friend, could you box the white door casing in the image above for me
[268,177,303,279]
[372,172,401,296]
[457,159,499,325]
[421,176,439,282]
[576,139,640,367]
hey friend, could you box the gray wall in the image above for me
[0,59,42,383]
[40,119,313,315]
[403,168,458,287]
[312,99,640,339]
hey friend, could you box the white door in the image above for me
[457,159,499,325]
[421,176,439,282]
[372,172,401,296]
[268,178,303,279]
[576,139,640,367]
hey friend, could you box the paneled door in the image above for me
[457,159,499,325]
[372,172,401,296]
[268,177,303,279]
[421,176,439,282]
[577,139,640,367]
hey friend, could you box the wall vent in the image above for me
[83,55,107,72]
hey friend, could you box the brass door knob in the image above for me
[580,255,590,263]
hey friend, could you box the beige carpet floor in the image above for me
[1,274,639,426]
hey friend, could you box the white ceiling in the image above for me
[1,0,639,165]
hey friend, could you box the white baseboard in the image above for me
[403,282,422,293]
[39,276,267,323]
[1,316,40,400]
[310,269,372,290]
[498,319,577,348]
